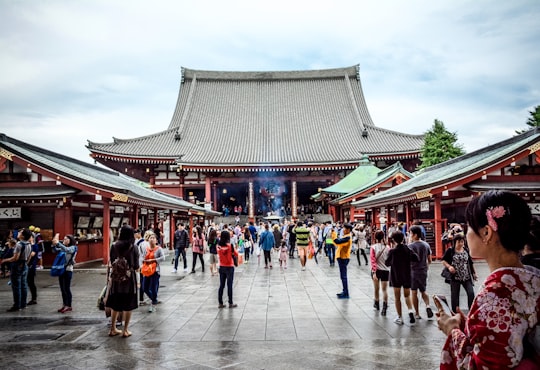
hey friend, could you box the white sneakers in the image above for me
[393,316,403,325]
[172,268,177,273]
[148,305,156,313]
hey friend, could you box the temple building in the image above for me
[87,65,424,220]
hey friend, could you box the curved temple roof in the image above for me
[0,134,217,215]
[87,65,424,168]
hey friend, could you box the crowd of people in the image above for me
[1,190,538,367]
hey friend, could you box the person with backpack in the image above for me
[51,233,78,313]
[106,225,139,338]
[172,223,189,273]
[3,228,32,312]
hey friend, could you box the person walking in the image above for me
[334,223,353,299]
[141,231,164,313]
[441,232,477,313]
[325,224,337,266]
[217,230,238,308]
[4,228,32,312]
[173,223,189,273]
[242,226,253,263]
[437,190,540,369]
[370,230,390,315]
[408,225,434,320]
[207,228,219,276]
[106,225,139,338]
[52,233,78,313]
[259,223,275,269]
[26,234,39,306]
[191,225,205,273]
[287,221,296,259]
[385,230,419,325]
[294,221,310,271]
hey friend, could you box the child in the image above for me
[385,230,419,325]
[279,240,288,269]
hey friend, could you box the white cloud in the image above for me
[1,0,539,162]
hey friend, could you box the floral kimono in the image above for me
[441,266,540,369]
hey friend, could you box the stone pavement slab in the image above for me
[0,252,491,369]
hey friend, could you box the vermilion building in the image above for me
[87,65,424,220]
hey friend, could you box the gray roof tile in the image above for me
[87,65,424,167]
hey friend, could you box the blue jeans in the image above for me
[450,279,475,312]
[218,266,235,305]
[143,273,160,304]
[10,263,28,309]
[326,244,336,265]
[59,270,73,307]
[174,248,186,270]
[337,258,350,295]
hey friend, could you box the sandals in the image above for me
[108,329,122,337]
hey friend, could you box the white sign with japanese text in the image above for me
[0,207,22,219]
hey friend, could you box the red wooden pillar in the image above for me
[434,195,443,259]
[102,200,111,265]
[205,176,211,208]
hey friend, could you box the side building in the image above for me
[0,134,218,265]
[87,65,424,220]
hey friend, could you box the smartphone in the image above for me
[433,294,453,315]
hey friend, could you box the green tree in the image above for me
[515,105,540,134]
[418,119,465,169]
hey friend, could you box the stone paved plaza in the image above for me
[0,252,490,369]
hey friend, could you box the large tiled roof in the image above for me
[352,128,540,208]
[0,134,218,215]
[87,65,424,168]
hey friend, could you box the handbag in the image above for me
[231,246,238,267]
[441,266,453,284]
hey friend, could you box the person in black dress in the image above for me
[106,225,139,337]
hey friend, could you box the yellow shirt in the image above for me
[334,232,352,259]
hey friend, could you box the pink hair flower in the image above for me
[486,206,506,232]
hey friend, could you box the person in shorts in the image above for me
[370,230,390,315]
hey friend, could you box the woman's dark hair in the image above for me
[195,225,203,239]
[65,235,77,246]
[526,215,540,252]
[465,190,531,252]
[208,229,218,244]
[375,230,385,242]
[116,225,135,250]
[219,230,231,246]
[390,230,404,244]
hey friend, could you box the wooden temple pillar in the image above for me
[434,195,443,258]
[248,181,255,221]
[205,176,212,210]
[291,180,297,220]
[102,200,111,265]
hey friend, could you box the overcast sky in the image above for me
[1,0,539,164]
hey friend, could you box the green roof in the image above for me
[321,156,381,194]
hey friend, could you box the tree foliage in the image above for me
[418,119,465,169]
[515,105,540,134]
